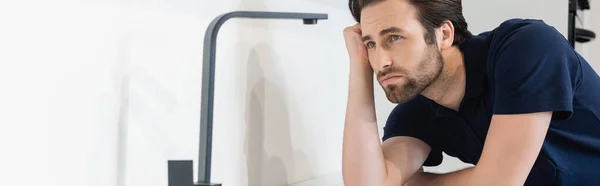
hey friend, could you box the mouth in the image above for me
[380,75,404,85]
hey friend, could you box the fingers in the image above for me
[344,24,363,41]
[346,24,361,34]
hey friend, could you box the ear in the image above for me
[438,20,455,50]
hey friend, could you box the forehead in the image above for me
[360,0,421,36]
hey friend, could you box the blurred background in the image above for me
[0,0,596,186]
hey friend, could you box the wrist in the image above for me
[349,60,372,76]
[349,58,370,68]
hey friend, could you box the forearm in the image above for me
[345,61,377,122]
[405,112,552,186]
[406,167,476,186]
[342,62,387,186]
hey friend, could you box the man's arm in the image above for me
[342,24,431,186]
[406,112,552,186]
[341,52,431,186]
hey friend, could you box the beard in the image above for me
[378,45,444,103]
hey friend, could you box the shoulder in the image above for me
[489,18,568,54]
[384,96,445,166]
[485,20,581,119]
[494,18,557,34]
[383,95,438,142]
[388,95,434,120]
[485,18,577,74]
[385,95,436,132]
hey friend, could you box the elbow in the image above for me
[342,175,386,186]
[487,181,525,186]
[342,180,396,186]
[342,173,404,186]
[341,172,388,186]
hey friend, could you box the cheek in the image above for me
[390,44,424,71]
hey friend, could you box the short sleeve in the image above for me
[491,20,580,120]
[383,96,443,166]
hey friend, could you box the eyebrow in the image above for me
[362,27,404,42]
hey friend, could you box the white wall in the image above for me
[463,0,568,36]
[1,1,125,186]
[0,0,571,186]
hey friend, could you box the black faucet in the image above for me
[167,11,328,186]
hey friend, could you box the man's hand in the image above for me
[343,24,370,70]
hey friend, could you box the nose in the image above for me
[374,48,393,71]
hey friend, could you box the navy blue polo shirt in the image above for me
[382,19,600,185]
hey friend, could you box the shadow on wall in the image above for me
[243,33,315,186]
[245,46,287,186]
[239,0,313,185]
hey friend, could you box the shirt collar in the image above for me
[458,34,489,105]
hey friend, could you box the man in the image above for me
[342,0,600,185]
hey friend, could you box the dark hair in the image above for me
[349,0,472,45]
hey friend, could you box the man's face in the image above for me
[360,0,444,103]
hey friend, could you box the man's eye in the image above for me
[390,35,401,41]
[366,42,376,48]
